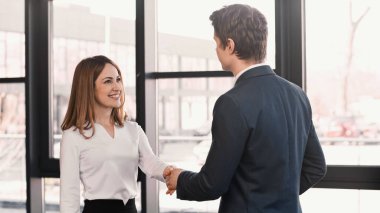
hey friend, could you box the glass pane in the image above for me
[0,84,26,212]
[51,0,136,158]
[301,188,380,213]
[44,178,61,213]
[306,0,380,165]
[157,0,275,72]
[0,0,25,77]
[158,77,233,212]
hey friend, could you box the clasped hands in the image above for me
[163,166,182,195]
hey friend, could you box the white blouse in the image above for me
[59,121,167,213]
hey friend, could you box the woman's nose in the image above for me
[113,82,122,90]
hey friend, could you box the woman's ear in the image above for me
[226,38,235,54]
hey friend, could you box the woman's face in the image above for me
[94,63,123,111]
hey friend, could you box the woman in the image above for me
[60,55,172,213]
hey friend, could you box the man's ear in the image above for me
[226,38,235,54]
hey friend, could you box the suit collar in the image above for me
[235,65,275,86]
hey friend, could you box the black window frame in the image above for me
[26,0,58,179]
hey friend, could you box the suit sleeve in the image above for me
[300,121,327,194]
[176,94,249,201]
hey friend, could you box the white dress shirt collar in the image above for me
[234,63,267,83]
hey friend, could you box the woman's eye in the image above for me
[104,80,112,84]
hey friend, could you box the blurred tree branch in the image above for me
[342,0,370,113]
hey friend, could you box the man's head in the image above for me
[210,4,268,63]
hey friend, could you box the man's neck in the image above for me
[234,62,266,82]
[231,59,259,76]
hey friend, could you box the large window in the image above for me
[306,0,380,166]
[301,188,380,213]
[157,78,233,212]
[151,1,275,212]
[51,0,137,159]
[0,84,26,212]
[0,0,25,212]
[157,0,276,71]
[17,0,380,212]
[303,0,380,212]
[0,0,24,78]
[44,0,138,211]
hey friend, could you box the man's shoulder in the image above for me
[275,75,303,91]
[213,92,242,113]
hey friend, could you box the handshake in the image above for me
[163,166,183,195]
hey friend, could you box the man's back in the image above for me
[169,4,325,212]
[176,65,326,213]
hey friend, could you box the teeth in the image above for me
[109,94,120,98]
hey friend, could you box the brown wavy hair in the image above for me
[61,55,126,139]
[209,4,268,62]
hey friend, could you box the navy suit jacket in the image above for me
[176,65,326,213]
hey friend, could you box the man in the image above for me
[165,4,326,213]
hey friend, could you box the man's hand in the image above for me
[163,165,175,179]
[165,168,183,195]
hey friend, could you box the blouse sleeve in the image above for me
[60,130,81,213]
[136,125,168,182]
